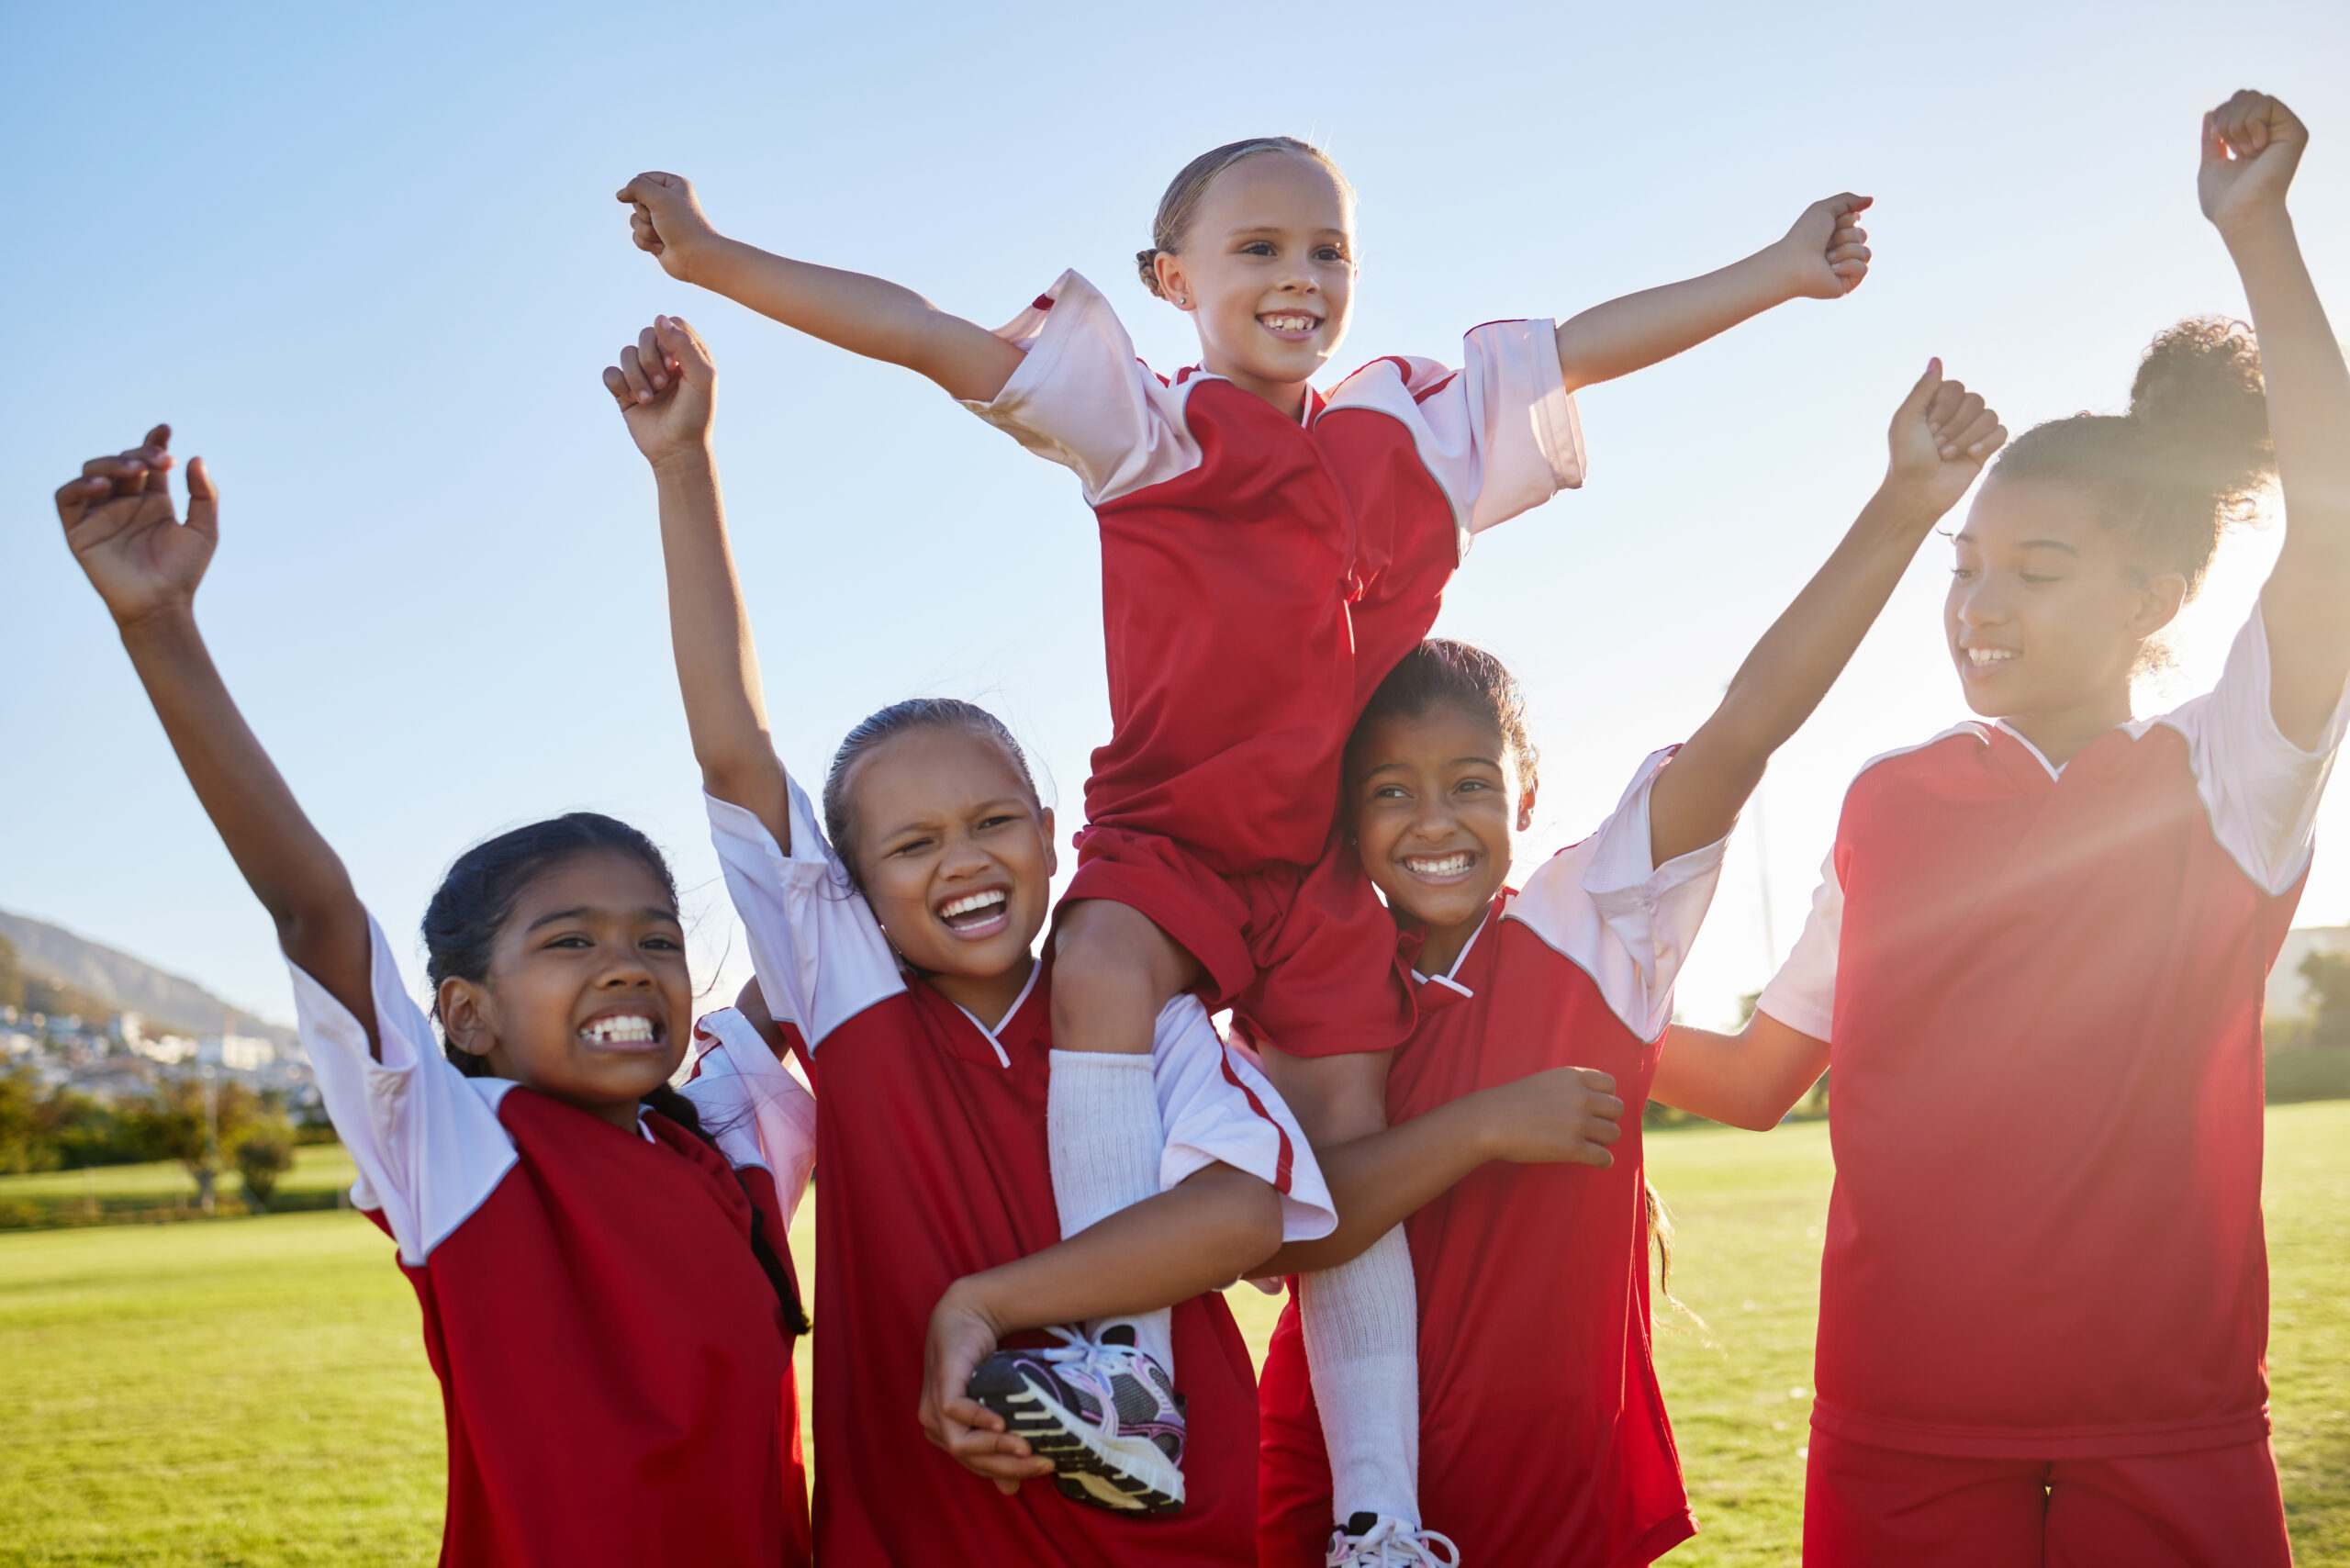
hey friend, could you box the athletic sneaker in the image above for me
[965,1325,1186,1514]
[1326,1513,1461,1567]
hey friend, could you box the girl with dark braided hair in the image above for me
[52,441,811,1562]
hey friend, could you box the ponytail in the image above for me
[643,1081,811,1338]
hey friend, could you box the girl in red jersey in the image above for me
[610,312,1337,1562]
[616,139,1874,1545]
[52,432,811,1567]
[1250,363,2009,1566]
[1661,91,2349,1568]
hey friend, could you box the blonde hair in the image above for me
[1135,137,1355,299]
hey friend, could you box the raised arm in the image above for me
[1652,1011,1830,1130]
[619,174,1024,405]
[1648,363,2007,865]
[605,316,792,846]
[54,431,374,1036]
[1552,194,1872,395]
[2200,93,2350,748]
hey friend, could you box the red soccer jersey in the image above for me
[1258,752,1727,1566]
[1757,606,2350,1457]
[705,782,1335,1567]
[968,273,1584,875]
[289,922,808,1568]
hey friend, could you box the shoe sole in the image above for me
[966,1361,1184,1516]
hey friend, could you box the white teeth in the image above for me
[1260,313,1318,331]
[939,890,1008,920]
[1404,853,1473,877]
[582,1014,656,1044]
[1965,648,2019,666]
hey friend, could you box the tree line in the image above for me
[0,1070,304,1209]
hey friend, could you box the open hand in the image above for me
[1780,194,1873,300]
[919,1281,1054,1495]
[1476,1066,1624,1167]
[1884,360,2005,515]
[617,172,718,282]
[2200,91,2304,236]
[54,426,218,629]
[602,316,716,467]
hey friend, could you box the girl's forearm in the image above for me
[115,609,371,1028]
[1651,486,1941,862]
[1651,1015,1830,1131]
[1256,1093,1496,1274]
[946,1165,1281,1333]
[1553,245,1796,395]
[2226,214,2350,740]
[652,451,789,834]
[684,237,1022,403]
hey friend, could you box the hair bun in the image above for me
[2127,317,2274,521]
[1136,247,1165,296]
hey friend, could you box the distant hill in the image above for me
[0,908,296,1048]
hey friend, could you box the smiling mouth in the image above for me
[935,889,1012,938]
[578,1012,666,1050]
[1399,851,1479,883]
[1258,311,1322,339]
[1961,647,2020,675]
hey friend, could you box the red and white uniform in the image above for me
[707,777,1335,1567]
[1757,606,2350,1562]
[968,273,1584,1055]
[289,922,808,1568]
[1258,750,1728,1566]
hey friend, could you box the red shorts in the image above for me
[1802,1427,2291,1568]
[1066,824,1412,1059]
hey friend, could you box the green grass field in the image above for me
[3,1104,2344,1564]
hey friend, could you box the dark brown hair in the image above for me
[1136,136,1356,299]
[822,698,1039,886]
[1991,317,2275,600]
[1348,639,1539,796]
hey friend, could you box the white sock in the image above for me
[1046,1048,1175,1375]
[1300,1225,1420,1529]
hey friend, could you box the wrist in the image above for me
[648,441,717,481]
[1863,481,1949,537]
[938,1271,1011,1338]
[114,599,200,647]
[2216,206,2295,256]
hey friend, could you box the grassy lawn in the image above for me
[1,1105,2344,1564]
[0,1145,359,1208]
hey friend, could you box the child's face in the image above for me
[1944,477,2184,724]
[844,726,1056,982]
[441,849,695,1125]
[1348,705,1529,940]
[1159,152,1356,402]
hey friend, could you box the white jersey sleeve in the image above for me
[2154,598,2350,896]
[1508,746,1729,1040]
[1151,996,1336,1242]
[682,1007,818,1226]
[1754,852,1841,1042]
[705,779,905,1051]
[286,914,520,1266]
[960,270,1204,507]
[1323,320,1584,548]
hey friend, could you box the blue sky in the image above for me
[7,0,2349,1030]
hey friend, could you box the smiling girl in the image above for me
[52,431,811,1567]
[618,139,1870,1545]
[608,313,1334,1564]
[1248,362,2006,1565]
[1659,92,2350,1567]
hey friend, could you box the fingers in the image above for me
[1932,390,1988,461]
[629,206,664,256]
[1579,1069,1616,1096]
[1587,1090,1625,1124]
[654,314,716,386]
[184,456,219,542]
[616,343,659,405]
[638,325,672,393]
[600,364,635,412]
[1952,411,2007,462]
[1896,357,1945,426]
[53,473,111,525]
[615,171,681,206]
